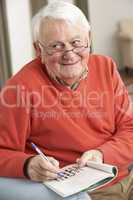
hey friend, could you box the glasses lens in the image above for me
[73,44,88,53]
[39,40,88,55]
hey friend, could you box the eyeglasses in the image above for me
[37,39,89,56]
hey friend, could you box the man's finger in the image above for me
[38,156,60,173]
[32,166,58,180]
[48,157,60,168]
[77,153,92,167]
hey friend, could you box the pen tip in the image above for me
[31,142,36,148]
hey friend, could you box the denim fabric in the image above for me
[0,178,91,200]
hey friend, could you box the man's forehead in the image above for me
[39,18,86,42]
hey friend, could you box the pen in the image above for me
[31,142,64,177]
[31,142,49,162]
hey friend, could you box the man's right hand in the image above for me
[27,155,60,182]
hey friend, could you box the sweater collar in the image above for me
[47,67,88,91]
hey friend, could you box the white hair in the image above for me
[32,0,91,42]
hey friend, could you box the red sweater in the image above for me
[0,54,133,185]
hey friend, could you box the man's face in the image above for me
[38,19,90,83]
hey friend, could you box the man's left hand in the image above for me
[76,149,104,167]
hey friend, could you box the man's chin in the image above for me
[60,73,81,82]
[60,69,83,78]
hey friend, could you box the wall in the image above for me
[5,0,34,74]
[5,0,75,75]
[48,0,74,3]
[88,0,133,68]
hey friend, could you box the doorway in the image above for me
[0,0,11,88]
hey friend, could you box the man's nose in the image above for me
[62,44,75,60]
[62,50,75,60]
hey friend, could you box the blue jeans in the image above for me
[0,178,91,200]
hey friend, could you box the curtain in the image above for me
[0,0,11,89]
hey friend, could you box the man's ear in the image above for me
[88,31,92,45]
[33,42,41,57]
[88,31,93,53]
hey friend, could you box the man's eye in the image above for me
[72,40,83,47]
[51,43,63,49]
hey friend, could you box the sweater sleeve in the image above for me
[0,81,33,178]
[98,61,133,169]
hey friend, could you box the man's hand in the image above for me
[76,149,104,167]
[27,155,61,182]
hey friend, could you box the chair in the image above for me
[118,18,133,72]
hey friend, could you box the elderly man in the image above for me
[0,1,133,200]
